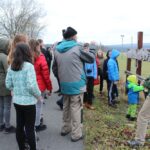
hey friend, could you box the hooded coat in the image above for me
[54,40,95,95]
[127,75,144,104]
[107,49,120,81]
[0,39,11,96]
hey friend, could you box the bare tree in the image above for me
[0,0,46,39]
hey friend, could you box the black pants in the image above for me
[14,104,36,150]
[98,68,104,92]
[108,81,116,104]
[84,77,94,105]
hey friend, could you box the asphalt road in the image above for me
[0,73,83,150]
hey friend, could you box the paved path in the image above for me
[0,74,83,150]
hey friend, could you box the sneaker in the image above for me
[5,126,16,133]
[35,124,47,132]
[40,117,44,125]
[0,124,5,131]
[24,142,30,150]
[71,136,83,142]
[60,131,70,136]
[127,140,143,148]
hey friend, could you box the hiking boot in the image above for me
[35,124,47,132]
[86,104,95,110]
[5,126,16,134]
[71,135,84,142]
[127,140,143,148]
[109,103,117,108]
[0,124,5,131]
[129,117,136,121]
[126,114,131,119]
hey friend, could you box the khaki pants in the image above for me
[61,93,83,140]
[135,95,150,144]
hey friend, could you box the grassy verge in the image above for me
[84,53,150,150]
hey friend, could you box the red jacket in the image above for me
[34,54,52,92]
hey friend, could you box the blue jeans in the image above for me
[0,96,12,128]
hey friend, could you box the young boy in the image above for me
[126,75,144,121]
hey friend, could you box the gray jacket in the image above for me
[53,40,95,95]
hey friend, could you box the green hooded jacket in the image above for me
[0,39,11,96]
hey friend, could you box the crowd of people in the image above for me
[0,26,150,150]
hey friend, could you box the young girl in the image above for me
[6,43,41,150]
[29,39,52,131]
[7,34,28,65]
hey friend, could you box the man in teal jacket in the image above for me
[53,27,95,142]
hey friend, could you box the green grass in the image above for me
[84,53,150,150]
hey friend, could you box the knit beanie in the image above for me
[62,27,77,39]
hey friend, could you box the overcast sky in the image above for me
[39,0,150,45]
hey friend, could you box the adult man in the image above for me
[53,27,95,142]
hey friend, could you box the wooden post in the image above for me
[136,32,143,76]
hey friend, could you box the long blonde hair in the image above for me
[7,34,28,64]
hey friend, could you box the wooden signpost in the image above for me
[125,32,150,83]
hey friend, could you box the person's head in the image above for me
[29,39,41,58]
[0,38,10,55]
[106,50,111,58]
[127,75,138,84]
[97,50,103,58]
[37,39,44,49]
[110,49,120,59]
[12,34,28,48]
[8,34,28,64]
[83,43,89,51]
[11,43,32,71]
[62,27,77,41]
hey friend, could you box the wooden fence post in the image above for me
[136,32,143,79]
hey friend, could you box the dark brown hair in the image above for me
[11,43,32,71]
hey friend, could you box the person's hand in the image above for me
[114,81,118,85]
[140,80,144,86]
[47,90,52,96]
[37,96,43,102]
[11,91,13,96]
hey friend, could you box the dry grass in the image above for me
[84,53,150,150]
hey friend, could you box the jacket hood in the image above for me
[127,75,138,84]
[110,49,120,59]
[56,40,78,53]
[0,39,9,55]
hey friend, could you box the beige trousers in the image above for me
[61,93,83,140]
[135,95,150,144]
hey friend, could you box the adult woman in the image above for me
[0,39,15,133]
[6,43,41,150]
